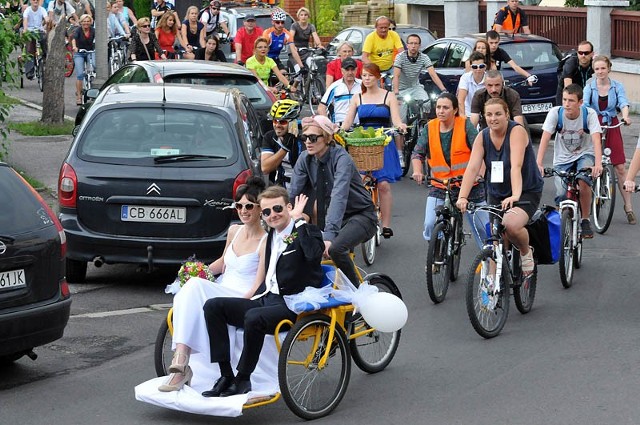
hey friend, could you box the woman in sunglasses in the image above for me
[157,176,268,392]
[289,115,377,287]
[246,36,294,94]
[130,17,166,61]
[457,51,487,118]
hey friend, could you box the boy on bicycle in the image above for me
[22,0,48,79]
[536,83,602,238]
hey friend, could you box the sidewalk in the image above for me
[4,102,74,196]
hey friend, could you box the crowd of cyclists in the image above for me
[5,0,640,284]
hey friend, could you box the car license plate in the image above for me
[522,102,553,114]
[121,205,186,223]
[0,269,26,289]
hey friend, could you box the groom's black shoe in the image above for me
[220,378,251,397]
[202,375,234,397]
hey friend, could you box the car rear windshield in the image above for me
[500,41,562,69]
[78,107,237,165]
[163,74,271,108]
[0,167,53,234]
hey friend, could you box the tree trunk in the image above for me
[41,24,66,124]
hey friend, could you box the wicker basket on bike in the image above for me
[341,126,390,171]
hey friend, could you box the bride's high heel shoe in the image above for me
[158,366,193,392]
[169,351,189,374]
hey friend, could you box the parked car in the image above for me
[220,6,295,63]
[60,84,264,282]
[419,33,563,124]
[0,163,71,363]
[326,24,437,59]
[76,61,276,134]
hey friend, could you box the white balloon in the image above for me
[359,292,408,332]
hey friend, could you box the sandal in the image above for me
[521,247,535,277]
[75,93,82,105]
[625,207,637,225]
[382,227,394,239]
[169,351,190,374]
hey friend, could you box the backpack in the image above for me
[197,6,219,28]
[526,205,561,265]
[556,105,589,135]
[556,51,577,80]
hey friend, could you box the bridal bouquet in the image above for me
[178,259,214,287]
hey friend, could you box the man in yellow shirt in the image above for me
[362,15,404,72]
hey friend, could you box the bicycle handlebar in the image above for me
[543,167,592,179]
[601,121,625,130]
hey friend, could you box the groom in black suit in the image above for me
[202,186,325,397]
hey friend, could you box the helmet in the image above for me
[271,8,286,22]
[268,99,301,120]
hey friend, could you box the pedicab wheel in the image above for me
[278,313,350,420]
[361,233,376,266]
[465,247,510,339]
[350,275,402,373]
[154,314,172,377]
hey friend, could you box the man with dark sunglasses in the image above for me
[289,115,377,287]
[202,188,324,397]
[556,40,594,105]
[199,0,229,39]
[261,99,304,187]
[150,0,179,30]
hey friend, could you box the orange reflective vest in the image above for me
[493,6,522,33]
[427,116,471,189]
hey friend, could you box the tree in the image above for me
[0,12,25,160]
[41,22,67,124]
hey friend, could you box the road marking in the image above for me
[71,303,172,318]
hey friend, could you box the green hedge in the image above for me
[132,0,152,18]
[308,0,349,36]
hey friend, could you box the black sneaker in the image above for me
[581,219,594,239]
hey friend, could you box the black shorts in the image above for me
[489,191,541,220]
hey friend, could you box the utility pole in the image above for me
[95,0,108,85]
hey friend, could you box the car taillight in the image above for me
[232,169,252,199]
[14,170,67,259]
[58,162,77,209]
[60,279,70,298]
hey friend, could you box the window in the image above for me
[424,42,448,67]
[327,30,352,56]
[443,42,470,68]
[79,107,236,165]
[348,31,364,56]
[501,42,562,69]
[0,168,50,234]
[163,75,270,108]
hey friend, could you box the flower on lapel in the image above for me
[283,232,298,245]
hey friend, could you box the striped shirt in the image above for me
[393,52,433,91]
[320,78,362,124]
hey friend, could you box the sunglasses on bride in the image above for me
[235,202,257,211]
[261,204,285,217]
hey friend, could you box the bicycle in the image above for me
[78,49,95,96]
[545,167,591,288]
[464,202,538,339]
[591,121,623,234]
[292,47,327,114]
[360,170,381,266]
[21,29,45,92]
[108,35,128,76]
[424,176,466,304]
[153,256,402,419]
[399,93,432,177]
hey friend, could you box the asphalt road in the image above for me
[4,80,640,425]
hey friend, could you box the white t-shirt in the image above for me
[200,8,228,34]
[457,71,485,117]
[542,105,602,165]
[320,78,362,124]
[47,0,75,23]
[23,6,48,31]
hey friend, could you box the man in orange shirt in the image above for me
[492,0,531,34]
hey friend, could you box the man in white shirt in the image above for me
[318,57,361,125]
[47,0,77,26]
[23,0,49,78]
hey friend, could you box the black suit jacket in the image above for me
[260,221,325,296]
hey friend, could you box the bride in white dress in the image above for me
[158,177,267,392]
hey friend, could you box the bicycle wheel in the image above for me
[154,315,172,377]
[512,248,537,314]
[559,209,574,288]
[361,234,376,266]
[350,274,401,373]
[36,58,44,92]
[279,314,350,420]
[308,77,325,115]
[64,49,74,78]
[592,164,616,234]
[401,131,417,177]
[449,217,463,282]
[425,221,450,304]
[465,247,510,339]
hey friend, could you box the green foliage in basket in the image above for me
[344,126,391,147]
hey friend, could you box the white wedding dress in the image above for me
[135,228,284,417]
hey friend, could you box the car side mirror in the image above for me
[86,88,100,100]
[72,125,81,136]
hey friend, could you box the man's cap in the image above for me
[341,57,357,69]
[211,1,221,7]
[245,13,256,21]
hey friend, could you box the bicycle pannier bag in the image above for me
[526,206,561,265]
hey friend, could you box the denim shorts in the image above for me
[554,154,594,205]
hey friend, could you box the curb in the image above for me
[15,97,75,122]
